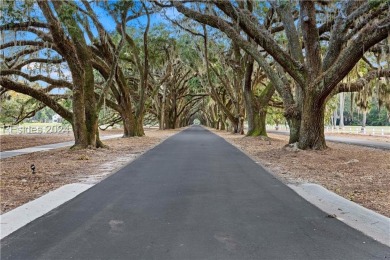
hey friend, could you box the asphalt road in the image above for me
[1,126,389,259]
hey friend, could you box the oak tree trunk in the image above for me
[231,117,239,133]
[220,114,226,130]
[298,97,327,150]
[286,117,300,144]
[133,116,145,136]
[84,63,99,148]
[247,109,267,137]
[122,111,134,138]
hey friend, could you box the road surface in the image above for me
[1,126,389,259]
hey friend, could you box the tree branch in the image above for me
[300,0,321,79]
[335,69,390,94]
[0,70,73,88]
[320,16,390,98]
[0,77,73,122]
[171,1,305,87]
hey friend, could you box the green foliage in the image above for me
[57,3,82,37]
[368,0,386,9]
[0,0,34,24]
[147,24,175,66]
[188,77,203,93]
[0,91,32,125]
[58,3,77,23]
[366,98,390,126]
[34,106,56,122]
[325,95,338,125]
[102,0,134,17]
[266,107,284,125]
[332,93,390,126]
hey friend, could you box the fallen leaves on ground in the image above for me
[0,128,181,214]
[212,129,390,218]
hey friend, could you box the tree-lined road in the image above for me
[1,126,389,259]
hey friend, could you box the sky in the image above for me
[92,3,180,33]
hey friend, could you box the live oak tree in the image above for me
[1,1,154,142]
[81,0,152,137]
[171,0,390,149]
[42,1,103,148]
[0,1,92,148]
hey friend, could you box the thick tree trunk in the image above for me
[238,116,245,135]
[70,74,88,149]
[231,117,239,133]
[247,109,267,137]
[71,103,87,149]
[287,117,300,144]
[121,105,145,137]
[122,111,134,138]
[244,88,256,135]
[133,116,145,136]
[84,64,98,148]
[174,118,180,129]
[165,115,176,130]
[95,132,107,148]
[298,97,327,150]
[284,104,301,144]
[220,114,226,130]
[244,91,267,137]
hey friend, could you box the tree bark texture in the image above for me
[298,95,327,150]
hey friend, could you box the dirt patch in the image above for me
[212,129,390,218]
[0,128,181,214]
[0,134,74,152]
